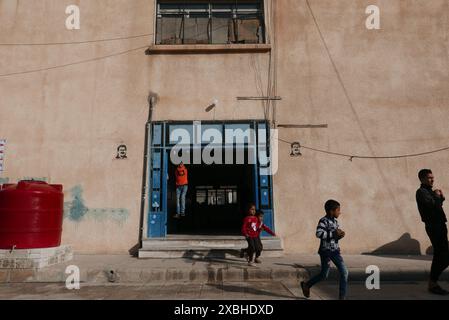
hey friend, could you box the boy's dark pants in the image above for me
[246,237,263,261]
[306,252,349,299]
[425,223,449,282]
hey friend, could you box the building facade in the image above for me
[1,0,448,255]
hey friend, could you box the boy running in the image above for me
[300,200,349,300]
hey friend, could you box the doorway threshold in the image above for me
[139,235,283,259]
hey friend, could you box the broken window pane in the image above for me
[235,16,263,44]
[184,14,210,44]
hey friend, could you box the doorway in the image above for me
[167,162,255,235]
[146,120,274,239]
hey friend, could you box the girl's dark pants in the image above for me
[246,236,263,261]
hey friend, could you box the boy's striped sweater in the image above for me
[315,216,341,254]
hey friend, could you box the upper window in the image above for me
[156,0,265,45]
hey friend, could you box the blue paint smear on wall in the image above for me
[64,185,129,225]
[68,186,88,222]
[0,178,9,184]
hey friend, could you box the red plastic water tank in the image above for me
[0,181,64,249]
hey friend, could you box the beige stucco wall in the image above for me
[0,0,448,254]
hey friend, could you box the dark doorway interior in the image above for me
[167,162,255,235]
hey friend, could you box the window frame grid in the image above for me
[156,1,265,45]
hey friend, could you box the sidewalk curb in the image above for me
[302,267,449,282]
[2,266,448,284]
[0,266,310,284]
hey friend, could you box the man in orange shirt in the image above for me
[174,162,188,219]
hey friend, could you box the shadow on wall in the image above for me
[363,233,422,256]
[426,244,449,255]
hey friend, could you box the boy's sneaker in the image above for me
[255,258,262,264]
[300,281,310,298]
[173,214,181,219]
[248,261,255,267]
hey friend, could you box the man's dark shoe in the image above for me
[429,286,449,295]
[301,281,310,298]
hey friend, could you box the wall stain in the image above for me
[66,185,89,222]
[64,185,129,225]
[0,178,9,184]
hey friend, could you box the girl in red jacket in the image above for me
[241,205,276,266]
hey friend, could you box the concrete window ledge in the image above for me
[145,44,272,55]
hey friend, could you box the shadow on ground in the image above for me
[181,250,250,268]
[205,283,301,300]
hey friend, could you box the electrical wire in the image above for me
[271,2,449,161]
[0,18,246,78]
[0,9,258,46]
[0,45,149,77]
[278,137,449,161]
[0,33,153,46]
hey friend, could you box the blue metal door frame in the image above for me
[147,120,275,239]
[148,123,167,238]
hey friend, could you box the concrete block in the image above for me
[35,269,66,283]
[243,268,272,281]
[0,245,73,270]
[1,259,14,269]
[140,269,166,283]
[189,269,212,283]
[9,269,36,283]
[222,268,244,282]
[0,270,9,283]
[15,259,35,269]
[271,269,298,281]
[114,269,142,283]
[165,269,189,282]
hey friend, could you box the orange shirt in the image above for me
[175,166,188,186]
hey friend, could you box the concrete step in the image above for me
[2,254,447,285]
[139,236,283,259]
[1,263,307,285]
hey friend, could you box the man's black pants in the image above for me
[425,223,449,282]
[246,237,263,261]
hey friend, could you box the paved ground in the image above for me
[2,254,447,284]
[1,281,449,300]
[2,253,449,300]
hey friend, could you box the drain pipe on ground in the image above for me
[137,91,159,254]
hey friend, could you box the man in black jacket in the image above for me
[416,169,449,295]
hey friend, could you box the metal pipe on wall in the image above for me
[137,91,159,252]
